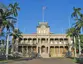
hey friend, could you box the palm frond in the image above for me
[6,16,17,20]
[9,4,13,8]
[14,2,19,7]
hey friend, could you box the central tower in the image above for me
[37,22,50,35]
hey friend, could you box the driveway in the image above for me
[0,58,78,64]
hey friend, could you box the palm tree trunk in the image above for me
[74,36,77,57]
[11,42,14,55]
[6,34,9,60]
[78,35,81,55]
[15,39,18,53]
[11,38,14,55]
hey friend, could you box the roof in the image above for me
[37,22,50,28]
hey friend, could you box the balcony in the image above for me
[50,41,68,46]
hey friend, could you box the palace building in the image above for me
[14,22,73,58]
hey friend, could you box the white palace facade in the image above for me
[14,22,73,58]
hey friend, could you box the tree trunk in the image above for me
[15,39,18,53]
[11,39,14,54]
[6,34,9,60]
[78,35,81,55]
[74,36,77,57]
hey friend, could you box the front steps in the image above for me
[41,53,49,58]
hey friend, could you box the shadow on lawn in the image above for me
[69,57,83,64]
[0,55,41,62]
[0,55,22,61]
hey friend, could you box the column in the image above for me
[31,46,33,52]
[40,38,41,54]
[45,38,47,53]
[48,37,50,55]
[58,46,60,57]
[62,47,64,56]
[22,46,24,56]
[53,39,55,44]
[54,46,55,56]
[59,39,60,44]
[45,38,47,44]
[54,46,56,56]
[27,46,28,56]
[37,37,38,53]
[63,46,66,57]
[37,46,38,53]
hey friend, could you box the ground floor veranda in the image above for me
[17,45,74,58]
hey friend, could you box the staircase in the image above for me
[41,53,49,58]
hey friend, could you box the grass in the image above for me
[0,60,8,62]
[0,55,22,62]
[72,58,77,62]
[70,57,80,63]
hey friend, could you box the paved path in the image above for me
[0,58,78,64]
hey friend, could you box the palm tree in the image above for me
[0,31,4,37]
[9,2,20,17]
[71,7,83,56]
[10,28,22,55]
[66,27,79,57]
[0,8,16,60]
[0,2,20,59]
[71,7,81,19]
[74,20,83,55]
[0,39,5,55]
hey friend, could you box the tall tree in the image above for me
[71,7,81,19]
[9,2,20,17]
[10,28,22,55]
[66,27,79,57]
[71,7,82,55]
[0,2,20,60]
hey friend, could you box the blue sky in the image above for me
[0,0,83,34]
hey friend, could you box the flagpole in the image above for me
[42,8,44,22]
[42,6,46,22]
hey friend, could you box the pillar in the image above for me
[37,37,38,53]
[58,46,60,57]
[40,38,41,54]
[48,37,50,55]
[37,46,38,53]
[62,46,64,56]
[27,46,28,54]
[22,46,24,56]
[40,47,41,54]
[45,38,47,53]
[63,46,65,56]
[54,46,55,56]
